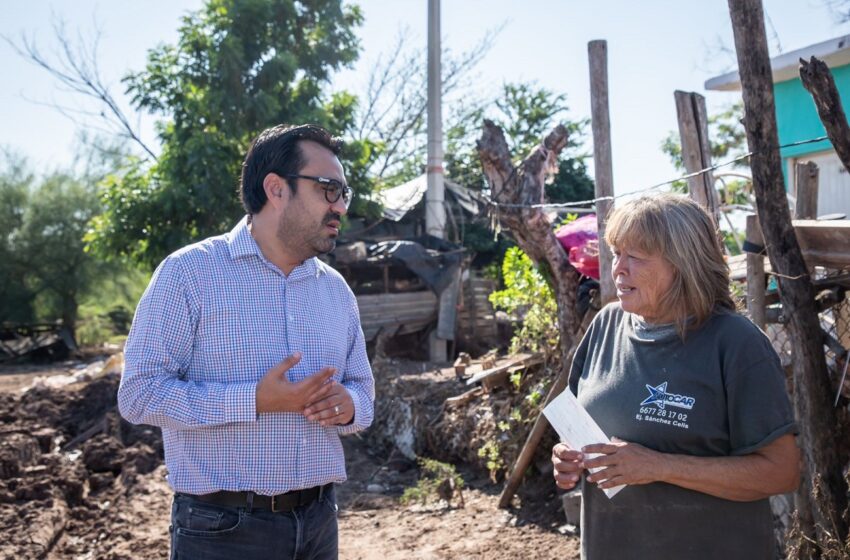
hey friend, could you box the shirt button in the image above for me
[302,438,307,445]
[289,315,295,322]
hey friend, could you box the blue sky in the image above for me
[2,0,849,195]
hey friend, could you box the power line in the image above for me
[485,135,830,211]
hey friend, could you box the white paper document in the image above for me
[543,389,625,499]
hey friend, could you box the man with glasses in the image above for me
[118,124,374,559]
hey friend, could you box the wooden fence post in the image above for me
[794,161,819,220]
[745,214,766,330]
[675,91,720,222]
[589,40,616,303]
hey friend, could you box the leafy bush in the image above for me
[400,458,465,506]
[477,246,562,481]
[476,440,504,482]
[488,247,559,355]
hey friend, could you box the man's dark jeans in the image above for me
[169,486,338,560]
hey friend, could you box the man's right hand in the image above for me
[552,442,584,490]
[255,352,336,414]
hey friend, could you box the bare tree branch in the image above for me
[3,17,157,161]
[356,25,503,181]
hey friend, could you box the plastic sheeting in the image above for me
[365,235,464,295]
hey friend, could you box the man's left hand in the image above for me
[581,437,664,489]
[304,381,354,426]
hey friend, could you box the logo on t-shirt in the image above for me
[640,382,696,410]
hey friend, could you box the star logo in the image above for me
[640,381,695,410]
[641,382,670,409]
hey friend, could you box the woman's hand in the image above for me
[580,434,800,500]
[581,437,665,490]
[552,443,584,490]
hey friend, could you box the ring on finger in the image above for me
[334,405,340,415]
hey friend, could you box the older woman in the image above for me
[552,193,799,559]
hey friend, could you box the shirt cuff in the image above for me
[222,382,258,424]
[337,387,363,435]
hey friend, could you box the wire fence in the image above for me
[752,266,850,406]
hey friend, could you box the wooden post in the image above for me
[728,0,848,551]
[675,91,720,221]
[800,56,850,173]
[794,161,819,220]
[745,214,766,330]
[588,40,616,303]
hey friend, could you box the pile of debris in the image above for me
[367,351,561,489]
[0,323,77,363]
[0,356,167,559]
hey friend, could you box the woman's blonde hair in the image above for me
[604,193,735,335]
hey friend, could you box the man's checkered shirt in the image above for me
[118,217,375,495]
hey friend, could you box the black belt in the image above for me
[186,483,331,513]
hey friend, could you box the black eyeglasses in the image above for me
[285,174,352,206]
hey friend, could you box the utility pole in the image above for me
[426,0,446,240]
[427,0,448,362]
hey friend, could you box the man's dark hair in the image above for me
[240,123,342,214]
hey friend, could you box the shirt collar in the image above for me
[226,216,260,260]
[226,215,328,279]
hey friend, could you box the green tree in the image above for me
[87,0,368,267]
[0,153,36,324]
[489,246,559,355]
[0,141,147,343]
[17,173,108,338]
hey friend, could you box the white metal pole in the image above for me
[427,0,448,362]
[426,0,446,240]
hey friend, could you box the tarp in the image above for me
[376,174,484,221]
[365,235,463,294]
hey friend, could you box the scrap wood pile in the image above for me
[367,350,562,486]
[0,355,166,559]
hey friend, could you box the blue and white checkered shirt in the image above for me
[118,216,375,495]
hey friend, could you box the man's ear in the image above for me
[262,173,285,204]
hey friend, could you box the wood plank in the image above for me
[675,90,719,219]
[465,353,543,386]
[793,219,850,268]
[445,387,483,408]
[795,162,819,220]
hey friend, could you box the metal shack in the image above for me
[327,174,499,355]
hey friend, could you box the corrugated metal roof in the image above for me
[705,34,850,91]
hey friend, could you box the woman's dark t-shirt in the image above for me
[569,303,796,559]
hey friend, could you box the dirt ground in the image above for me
[0,356,579,559]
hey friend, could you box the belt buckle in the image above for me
[270,494,282,513]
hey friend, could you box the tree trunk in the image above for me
[728,0,849,555]
[800,56,850,173]
[477,120,582,363]
[61,293,78,344]
[478,120,586,507]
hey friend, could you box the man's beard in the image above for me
[277,211,341,258]
[313,212,342,254]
